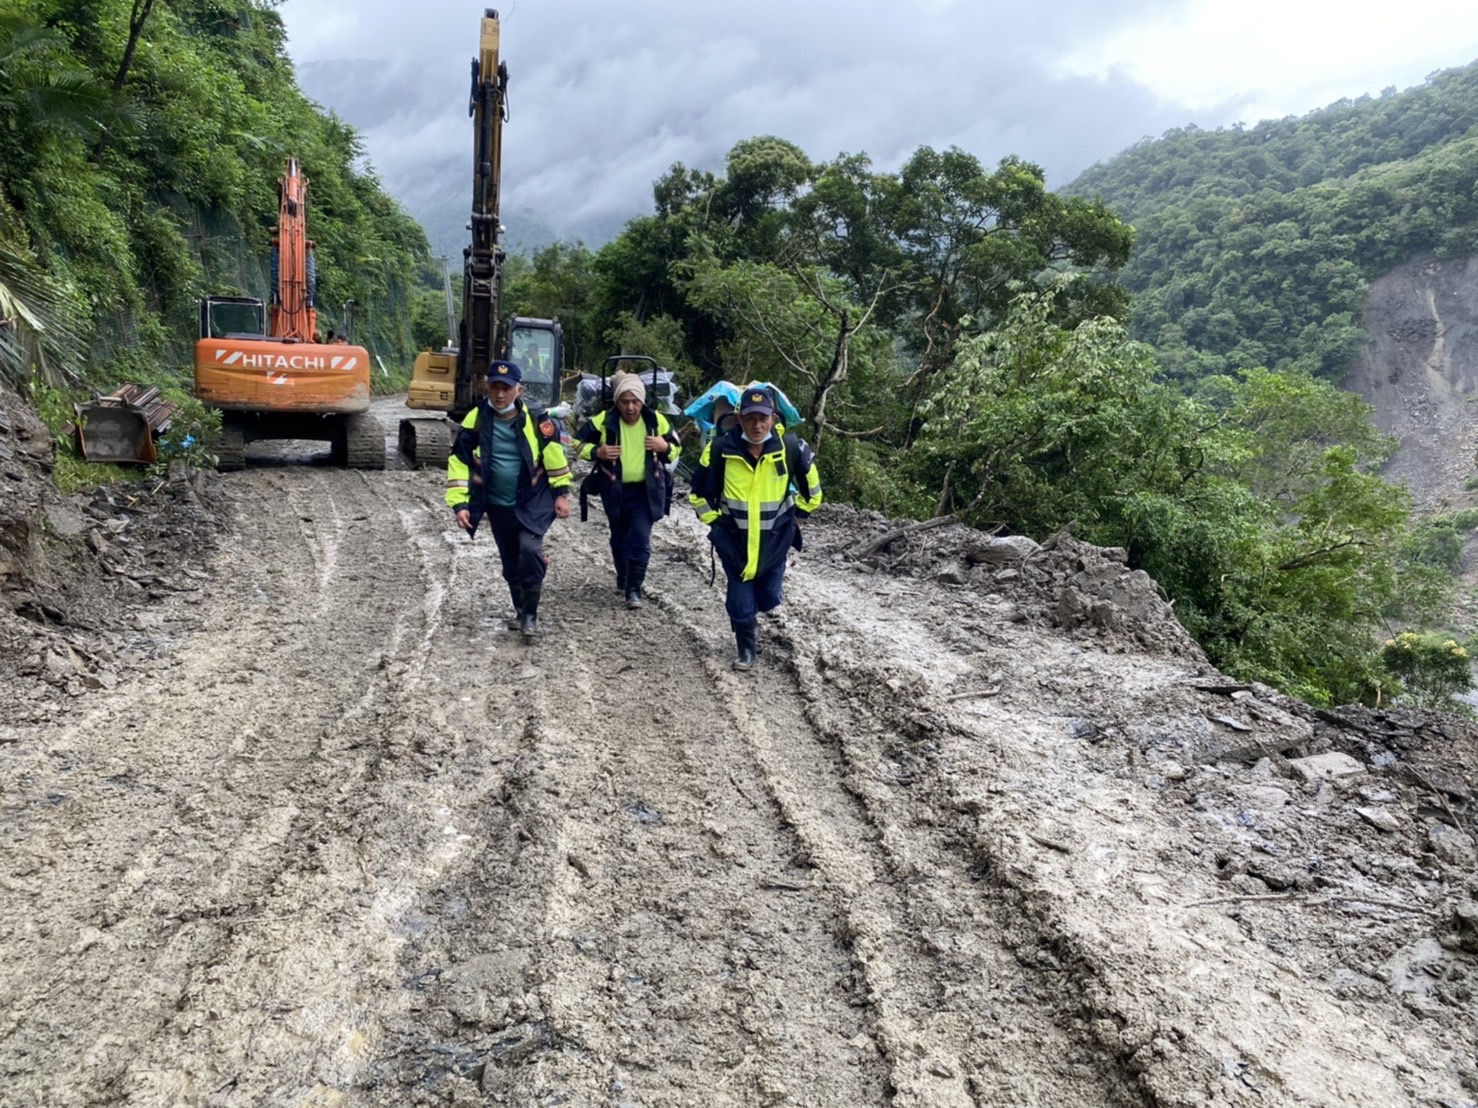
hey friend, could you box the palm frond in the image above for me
[0,242,87,388]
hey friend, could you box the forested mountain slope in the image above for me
[0,0,432,394]
[1065,62,1478,384]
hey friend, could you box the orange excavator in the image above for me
[193,157,385,470]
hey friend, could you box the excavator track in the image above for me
[398,417,453,467]
[339,412,386,470]
[215,417,246,472]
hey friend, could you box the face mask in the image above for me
[743,428,770,445]
[492,399,517,415]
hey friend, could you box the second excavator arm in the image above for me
[455,8,508,414]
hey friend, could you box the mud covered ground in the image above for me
[2,394,1477,1107]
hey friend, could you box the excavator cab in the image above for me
[200,295,266,340]
[508,317,562,410]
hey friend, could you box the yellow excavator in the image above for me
[399,8,563,465]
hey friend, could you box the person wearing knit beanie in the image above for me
[574,370,681,608]
[611,371,646,404]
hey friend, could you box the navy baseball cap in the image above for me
[739,388,775,416]
[487,360,523,384]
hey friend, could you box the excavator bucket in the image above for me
[75,384,175,465]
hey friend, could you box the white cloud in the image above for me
[1055,0,1478,120]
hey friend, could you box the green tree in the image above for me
[914,280,1179,530]
[503,241,598,370]
[1381,631,1473,709]
[1167,368,1440,704]
[915,285,1446,705]
[885,149,1133,393]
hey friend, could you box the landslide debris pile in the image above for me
[0,384,223,722]
[813,504,1202,658]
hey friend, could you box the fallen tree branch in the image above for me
[817,420,886,440]
[1027,831,1072,853]
[945,687,1001,702]
[933,460,956,518]
[847,513,963,560]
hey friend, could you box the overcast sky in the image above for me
[279,0,1478,245]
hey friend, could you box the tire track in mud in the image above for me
[751,569,1182,1106]
[647,528,1146,1107]
[387,527,892,1106]
[128,469,589,1105]
[768,621,1148,1106]
[0,469,460,1106]
[0,462,1190,1106]
[340,497,1154,1107]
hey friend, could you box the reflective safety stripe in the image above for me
[724,494,794,529]
[446,479,470,489]
[545,465,571,480]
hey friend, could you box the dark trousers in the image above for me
[724,559,785,626]
[608,482,656,567]
[487,505,548,591]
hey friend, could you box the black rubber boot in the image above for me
[505,583,523,631]
[625,562,647,609]
[614,558,629,594]
[731,622,757,671]
[518,586,542,641]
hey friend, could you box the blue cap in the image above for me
[739,388,775,416]
[487,360,523,384]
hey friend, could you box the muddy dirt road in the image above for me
[2,409,1476,1106]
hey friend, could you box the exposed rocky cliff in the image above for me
[1345,253,1478,510]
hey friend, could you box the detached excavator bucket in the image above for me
[75,384,175,465]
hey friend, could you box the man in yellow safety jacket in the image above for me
[446,359,572,641]
[689,385,822,670]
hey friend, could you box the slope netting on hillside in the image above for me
[89,197,415,387]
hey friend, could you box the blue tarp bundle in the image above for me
[683,381,742,432]
[683,380,803,431]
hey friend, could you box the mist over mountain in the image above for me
[287,2,1478,263]
[288,8,1199,258]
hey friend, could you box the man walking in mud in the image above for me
[689,385,822,670]
[573,371,682,609]
[446,359,572,641]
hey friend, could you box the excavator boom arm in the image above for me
[456,9,507,413]
[269,157,318,342]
